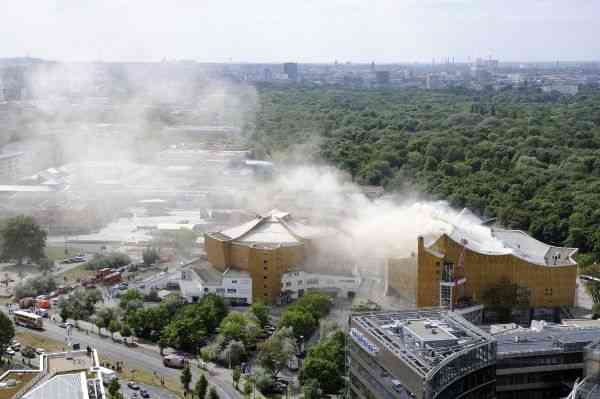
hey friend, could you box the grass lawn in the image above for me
[45,245,86,262]
[0,297,12,305]
[0,371,38,399]
[102,359,184,398]
[16,331,69,353]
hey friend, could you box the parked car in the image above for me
[118,283,129,290]
[21,347,36,358]
[140,389,150,398]
[6,348,15,356]
[127,381,140,390]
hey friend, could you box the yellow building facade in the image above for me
[415,232,578,309]
[205,209,323,303]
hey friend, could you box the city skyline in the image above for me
[0,0,599,63]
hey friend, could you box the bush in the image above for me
[86,252,130,270]
[14,274,57,300]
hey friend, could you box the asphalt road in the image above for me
[3,308,241,399]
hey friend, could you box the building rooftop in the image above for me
[351,309,493,377]
[429,208,578,267]
[0,349,103,399]
[211,208,331,246]
[496,325,600,358]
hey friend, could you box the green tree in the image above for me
[0,312,15,364]
[142,247,160,266]
[181,365,192,392]
[232,367,241,389]
[38,257,54,272]
[0,215,47,266]
[302,379,321,399]
[221,340,245,368]
[243,377,253,396]
[194,373,208,399]
[107,378,123,399]
[108,320,121,339]
[257,327,296,378]
[121,324,132,344]
[299,330,346,395]
[219,311,260,347]
[278,307,316,340]
[60,304,71,323]
[250,301,270,328]
[208,386,219,399]
[119,289,144,311]
[295,292,333,320]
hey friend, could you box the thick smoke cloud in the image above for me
[246,164,506,271]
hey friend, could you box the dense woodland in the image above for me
[249,84,600,259]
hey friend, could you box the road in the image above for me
[3,308,241,399]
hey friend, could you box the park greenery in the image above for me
[85,252,131,270]
[0,312,15,364]
[299,330,346,395]
[277,292,333,340]
[58,288,103,322]
[0,215,48,266]
[250,84,600,259]
[14,274,57,300]
[142,247,160,266]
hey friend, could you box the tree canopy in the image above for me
[0,312,15,363]
[251,84,600,259]
[0,215,46,265]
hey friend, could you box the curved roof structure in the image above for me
[432,208,577,267]
[214,209,330,246]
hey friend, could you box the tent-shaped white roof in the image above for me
[216,209,328,245]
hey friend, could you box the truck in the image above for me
[163,355,187,369]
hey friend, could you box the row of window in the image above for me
[204,287,238,294]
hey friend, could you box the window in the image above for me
[297,280,303,285]
[231,280,237,284]
[285,282,292,287]
[263,260,268,264]
[227,288,236,294]
[264,276,268,279]
[263,293,268,297]
[440,285,452,307]
[307,278,319,286]
[264,267,268,271]
[216,288,225,294]
[204,288,209,292]
[264,285,267,289]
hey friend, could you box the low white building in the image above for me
[281,269,362,300]
[180,265,252,305]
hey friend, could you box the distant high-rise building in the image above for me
[263,68,272,81]
[370,61,375,71]
[375,70,390,85]
[283,62,298,80]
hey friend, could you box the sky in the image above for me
[0,0,599,63]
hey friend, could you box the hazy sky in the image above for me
[1,0,599,63]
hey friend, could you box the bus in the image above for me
[14,310,44,330]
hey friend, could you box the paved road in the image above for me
[3,308,241,399]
